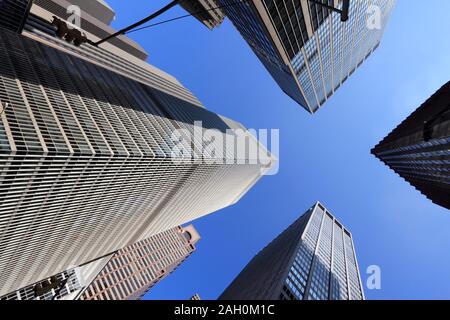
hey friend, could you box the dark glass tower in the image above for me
[0,225,200,300]
[217,0,395,113]
[372,82,450,210]
[219,202,364,300]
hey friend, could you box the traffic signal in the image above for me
[33,276,61,296]
[51,16,88,47]
[52,16,68,38]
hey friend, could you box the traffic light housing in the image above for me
[51,16,88,47]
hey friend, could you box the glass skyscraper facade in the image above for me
[372,82,450,210]
[219,202,364,300]
[0,225,200,300]
[218,0,396,113]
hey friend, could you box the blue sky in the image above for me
[107,0,450,300]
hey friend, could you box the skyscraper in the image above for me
[79,225,200,300]
[219,202,364,300]
[180,0,225,30]
[372,82,450,210]
[0,1,274,296]
[217,0,395,113]
[31,0,148,60]
[0,225,199,300]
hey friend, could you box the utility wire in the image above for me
[93,0,182,46]
[125,0,250,35]
[94,0,348,45]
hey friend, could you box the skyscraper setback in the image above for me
[215,0,395,113]
[219,202,364,300]
[372,82,450,210]
[0,0,274,296]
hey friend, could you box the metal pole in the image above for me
[307,0,350,22]
[341,0,350,22]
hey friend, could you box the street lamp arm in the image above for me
[93,0,181,46]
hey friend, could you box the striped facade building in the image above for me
[217,0,395,113]
[0,0,273,296]
[372,82,450,210]
[219,202,364,300]
[79,225,200,300]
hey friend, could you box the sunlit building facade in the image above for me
[0,226,199,300]
[218,0,395,113]
[219,202,364,300]
[191,293,202,300]
[180,0,225,30]
[0,0,273,296]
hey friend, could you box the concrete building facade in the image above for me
[219,202,364,300]
[0,0,273,296]
[79,225,200,300]
[0,225,199,300]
